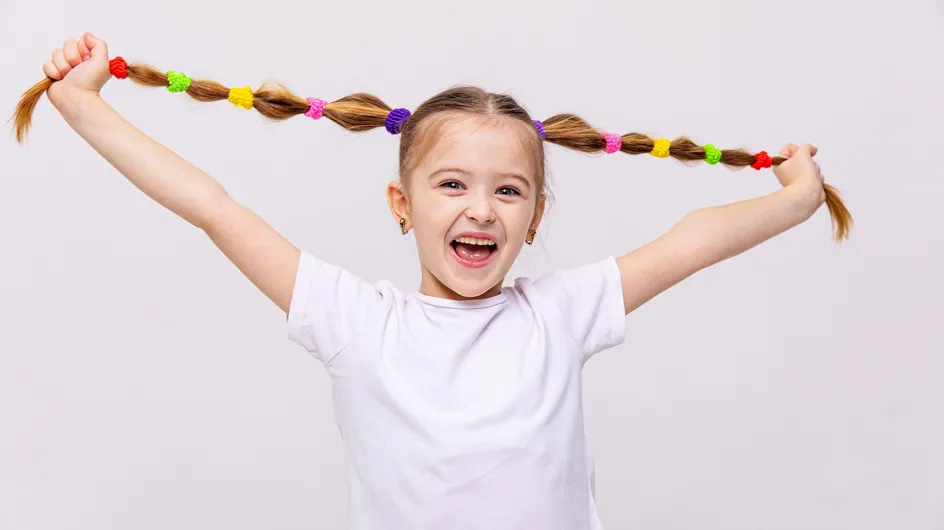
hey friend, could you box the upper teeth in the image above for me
[455,236,496,246]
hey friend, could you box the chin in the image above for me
[452,283,495,299]
[443,267,507,300]
[435,273,479,296]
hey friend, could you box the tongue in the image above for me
[454,242,492,262]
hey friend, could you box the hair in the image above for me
[10,59,853,242]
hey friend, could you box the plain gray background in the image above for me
[2,0,942,528]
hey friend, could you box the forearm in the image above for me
[54,89,228,229]
[669,184,820,269]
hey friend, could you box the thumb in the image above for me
[778,143,798,158]
[83,32,108,59]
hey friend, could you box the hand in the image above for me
[44,33,113,108]
[772,143,826,211]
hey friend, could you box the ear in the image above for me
[529,193,547,232]
[386,180,412,230]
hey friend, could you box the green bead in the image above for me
[703,143,722,165]
[166,70,192,93]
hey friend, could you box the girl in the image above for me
[15,33,851,530]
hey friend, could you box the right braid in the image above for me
[126,61,395,130]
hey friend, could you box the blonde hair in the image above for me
[10,59,852,241]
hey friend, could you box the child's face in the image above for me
[391,115,545,300]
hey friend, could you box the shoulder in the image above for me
[512,256,622,298]
[505,256,626,360]
[288,251,405,363]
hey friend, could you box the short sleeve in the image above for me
[287,251,381,364]
[529,256,626,361]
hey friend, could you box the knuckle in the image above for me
[42,60,61,79]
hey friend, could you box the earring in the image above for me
[399,218,408,235]
[525,228,536,245]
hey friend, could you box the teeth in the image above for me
[454,236,496,246]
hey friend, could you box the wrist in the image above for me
[783,181,825,220]
[49,84,102,121]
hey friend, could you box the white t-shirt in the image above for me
[287,251,626,530]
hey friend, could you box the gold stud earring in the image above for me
[525,228,536,245]
[399,218,408,235]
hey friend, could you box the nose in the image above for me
[464,191,496,224]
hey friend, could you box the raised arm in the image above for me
[43,33,299,313]
[616,143,826,315]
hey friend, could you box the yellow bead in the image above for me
[228,86,254,110]
[650,138,671,158]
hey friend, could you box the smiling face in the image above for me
[387,112,546,300]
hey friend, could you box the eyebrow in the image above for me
[428,167,533,189]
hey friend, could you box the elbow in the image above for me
[196,190,235,234]
[670,210,732,269]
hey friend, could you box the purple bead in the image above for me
[532,119,546,140]
[385,108,411,135]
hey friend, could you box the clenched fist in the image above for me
[44,32,114,108]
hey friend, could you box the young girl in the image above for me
[16,33,851,530]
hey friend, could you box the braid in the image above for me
[539,113,851,241]
[9,56,852,242]
[545,113,782,165]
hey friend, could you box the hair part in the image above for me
[395,92,546,192]
[9,61,852,241]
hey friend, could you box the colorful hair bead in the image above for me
[108,56,127,79]
[532,119,546,141]
[650,138,671,158]
[166,71,192,93]
[305,97,326,120]
[227,86,254,110]
[703,144,722,165]
[385,108,411,135]
[750,151,772,170]
[602,132,622,154]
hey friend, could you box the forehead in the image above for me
[412,114,536,179]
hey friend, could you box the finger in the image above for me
[51,48,72,76]
[63,39,81,67]
[797,143,818,158]
[43,59,63,80]
[76,34,91,61]
[778,143,798,157]
[83,32,108,59]
[814,161,821,173]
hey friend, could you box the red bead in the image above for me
[751,151,772,170]
[109,56,128,79]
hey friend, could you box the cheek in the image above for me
[414,194,462,228]
[499,204,535,234]
[411,206,454,246]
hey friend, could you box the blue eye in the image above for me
[497,187,521,196]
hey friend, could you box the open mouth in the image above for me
[450,236,498,269]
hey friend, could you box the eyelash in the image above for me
[440,180,521,196]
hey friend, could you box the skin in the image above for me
[44,33,827,317]
[386,114,545,301]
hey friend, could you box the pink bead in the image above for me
[603,132,622,154]
[305,97,326,120]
